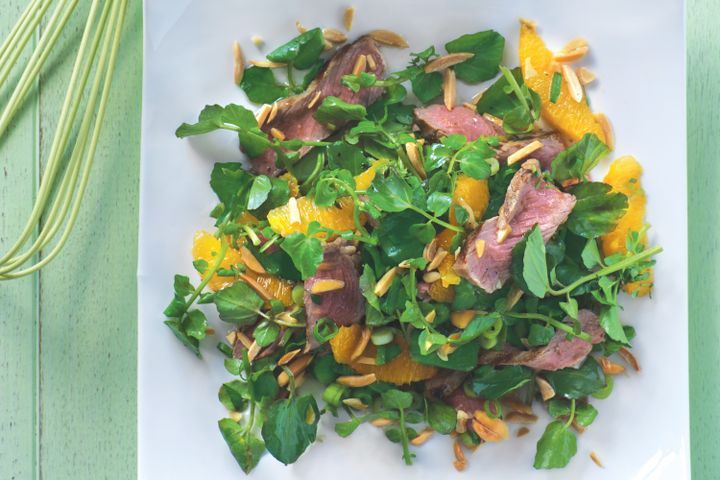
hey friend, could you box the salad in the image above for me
[164,12,660,474]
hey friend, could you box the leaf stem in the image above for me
[504,312,591,342]
[398,407,413,465]
[408,205,463,233]
[564,399,576,429]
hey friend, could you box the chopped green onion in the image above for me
[549,71,563,103]
[371,327,394,346]
[322,383,347,407]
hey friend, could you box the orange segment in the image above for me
[354,159,388,191]
[330,325,438,385]
[436,228,461,287]
[600,156,652,296]
[279,172,300,197]
[192,231,295,304]
[519,21,606,144]
[267,196,357,237]
[449,175,490,225]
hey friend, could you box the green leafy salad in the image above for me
[163,17,661,474]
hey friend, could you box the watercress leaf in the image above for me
[533,421,577,469]
[184,309,208,340]
[218,419,266,474]
[359,265,380,310]
[253,370,280,400]
[315,96,367,125]
[551,133,610,182]
[280,232,324,279]
[476,67,524,117]
[527,323,555,346]
[502,104,534,134]
[267,28,325,69]
[164,318,200,356]
[445,31,505,83]
[240,67,289,104]
[522,225,550,298]
[575,403,599,427]
[544,357,605,399]
[399,301,426,329]
[376,211,426,263]
[441,134,467,150]
[410,69,443,104]
[559,297,579,320]
[247,243,302,281]
[457,315,499,343]
[335,417,363,437]
[214,281,265,325]
[253,321,280,347]
[426,191,452,216]
[381,389,414,410]
[409,222,436,244]
[599,305,628,343]
[456,139,495,179]
[567,182,628,238]
[408,330,480,371]
[247,175,272,210]
[261,395,320,465]
[218,379,251,411]
[326,142,368,174]
[418,329,447,355]
[209,162,254,217]
[367,173,415,212]
[581,238,603,269]
[468,365,533,399]
[427,401,457,434]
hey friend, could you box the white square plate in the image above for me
[138,1,688,478]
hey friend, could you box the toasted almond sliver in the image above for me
[463,102,476,110]
[374,267,398,297]
[474,239,486,258]
[453,460,467,472]
[425,52,475,73]
[496,225,512,244]
[598,356,626,375]
[423,271,442,284]
[323,27,347,44]
[296,20,307,33]
[507,140,544,166]
[536,376,556,401]
[240,247,266,274]
[236,331,253,349]
[505,286,524,311]
[354,356,376,365]
[595,112,614,150]
[342,398,369,410]
[310,279,346,294]
[232,41,245,85]
[590,451,605,468]
[307,91,323,109]
[267,101,279,124]
[483,112,503,127]
[471,411,509,442]
[255,104,272,127]
[337,373,377,387]
[405,142,426,179]
[352,54,367,76]
[453,438,466,463]
[576,66,596,85]
[471,90,484,105]
[410,428,434,446]
[247,341,261,362]
[455,410,471,433]
[287,197,301,225]
[277,348,302,366]
[561,64,584,103]
[242,271,281,299]
[366,54,377,70]
[457,198,477,229]
[423,238,438,263]
[451,310,475,329]
[350,327,372,361]
[270,127,286,141]
[424,309,437,324]
[368,29,409,48]
[572,418,586,434]
[249,59,286,68]
[555,37,589,62]
[443,68,456,110]
[370,417,394,427]
[225,331,237,344]
[618,347,641,372]
[438,342,457,361]
[277,354,313,387]
[340,245,357,255]
[427,249,449,272]
[343,6,355,31]
[505,412,538,425]
[517,426,530,437]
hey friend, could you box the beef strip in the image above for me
[250,36,386,176]
[478,310,605,371]
[496,133,566,171]
[413,104,503,142]
[454,159,576,293]
[304,240,363,350]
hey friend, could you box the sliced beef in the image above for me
[445,387,484,415]
[454,160,576,293]
[250,36,386,176]
[496,133,565,171]
[478,310,604,371]
[304,241,363,350]
[413,104,502,142]
[424,370,467,398]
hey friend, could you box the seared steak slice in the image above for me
[250,36,386,176]
[414,104,502,142]
[445,387,485,415]
[454,160,576,293]
[478,310,604,371]
[496,133,565,170]
[424,370,467,398]
[304,241,363,350]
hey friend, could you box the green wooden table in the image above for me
[0,1,716,478]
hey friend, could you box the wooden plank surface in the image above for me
[0,0,718,478]
[687,0,720,478]
[0,1,38,479]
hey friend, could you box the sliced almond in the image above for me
[555,38,589,62]
[475,239,486,258]
[277,354,313,387]
[427,249,448,272]
[443,68,456,110]
[425,52,474,73]
[424,309,437,324]
[250,35,264,47]
[483,112,503,128]
[517,426,530,437]
[457,198,477,228]
[453,439,467,470]
[337,373,377,387]
[342,398,368,410]
[270,127,286,141]
[618,347,640,372]
[340,245,357,255]
[307,91,323,109]
[366,54,377,70]
[310,278,346,294]
[354,356,376,365]
[463,102,477,110]
[598,356,625,375]
[374,267,398,297]
[350,327,372,361]
[590,451,604,468]
[352,54,367,76]
[370,417,394,427]
[595,112,614,150]
[451,310,475,329]
[471,411,509,442]
[249,59,286,68]
[232,41,245,85]
[247,340,261,362]
[438,342,458,361]
[323,28,347,44]
[576,66,596,85]
[456,410,471,433]
[496,225,512,244]
[507,140,544,166]
[343,6,355,31]
[225,331,237,345]
[471,90,484,105]
[277,348,301,366]
[505,412,538,425]
[368,29,408,48]
[238,272,272,300]
[505,286,524,311]
[572,418,586,434]
[255,104,272,127]
[287,197,301,225]
[561,64,584,103]
[296,20,307,33]
[410,428,434,446]
[423,238,438,262]
[236,330,253,349]
[267,101,279,123]
[423,271,442,284]
[536,376,556,401]
[240,247,266,274]
[404,141,426,179]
